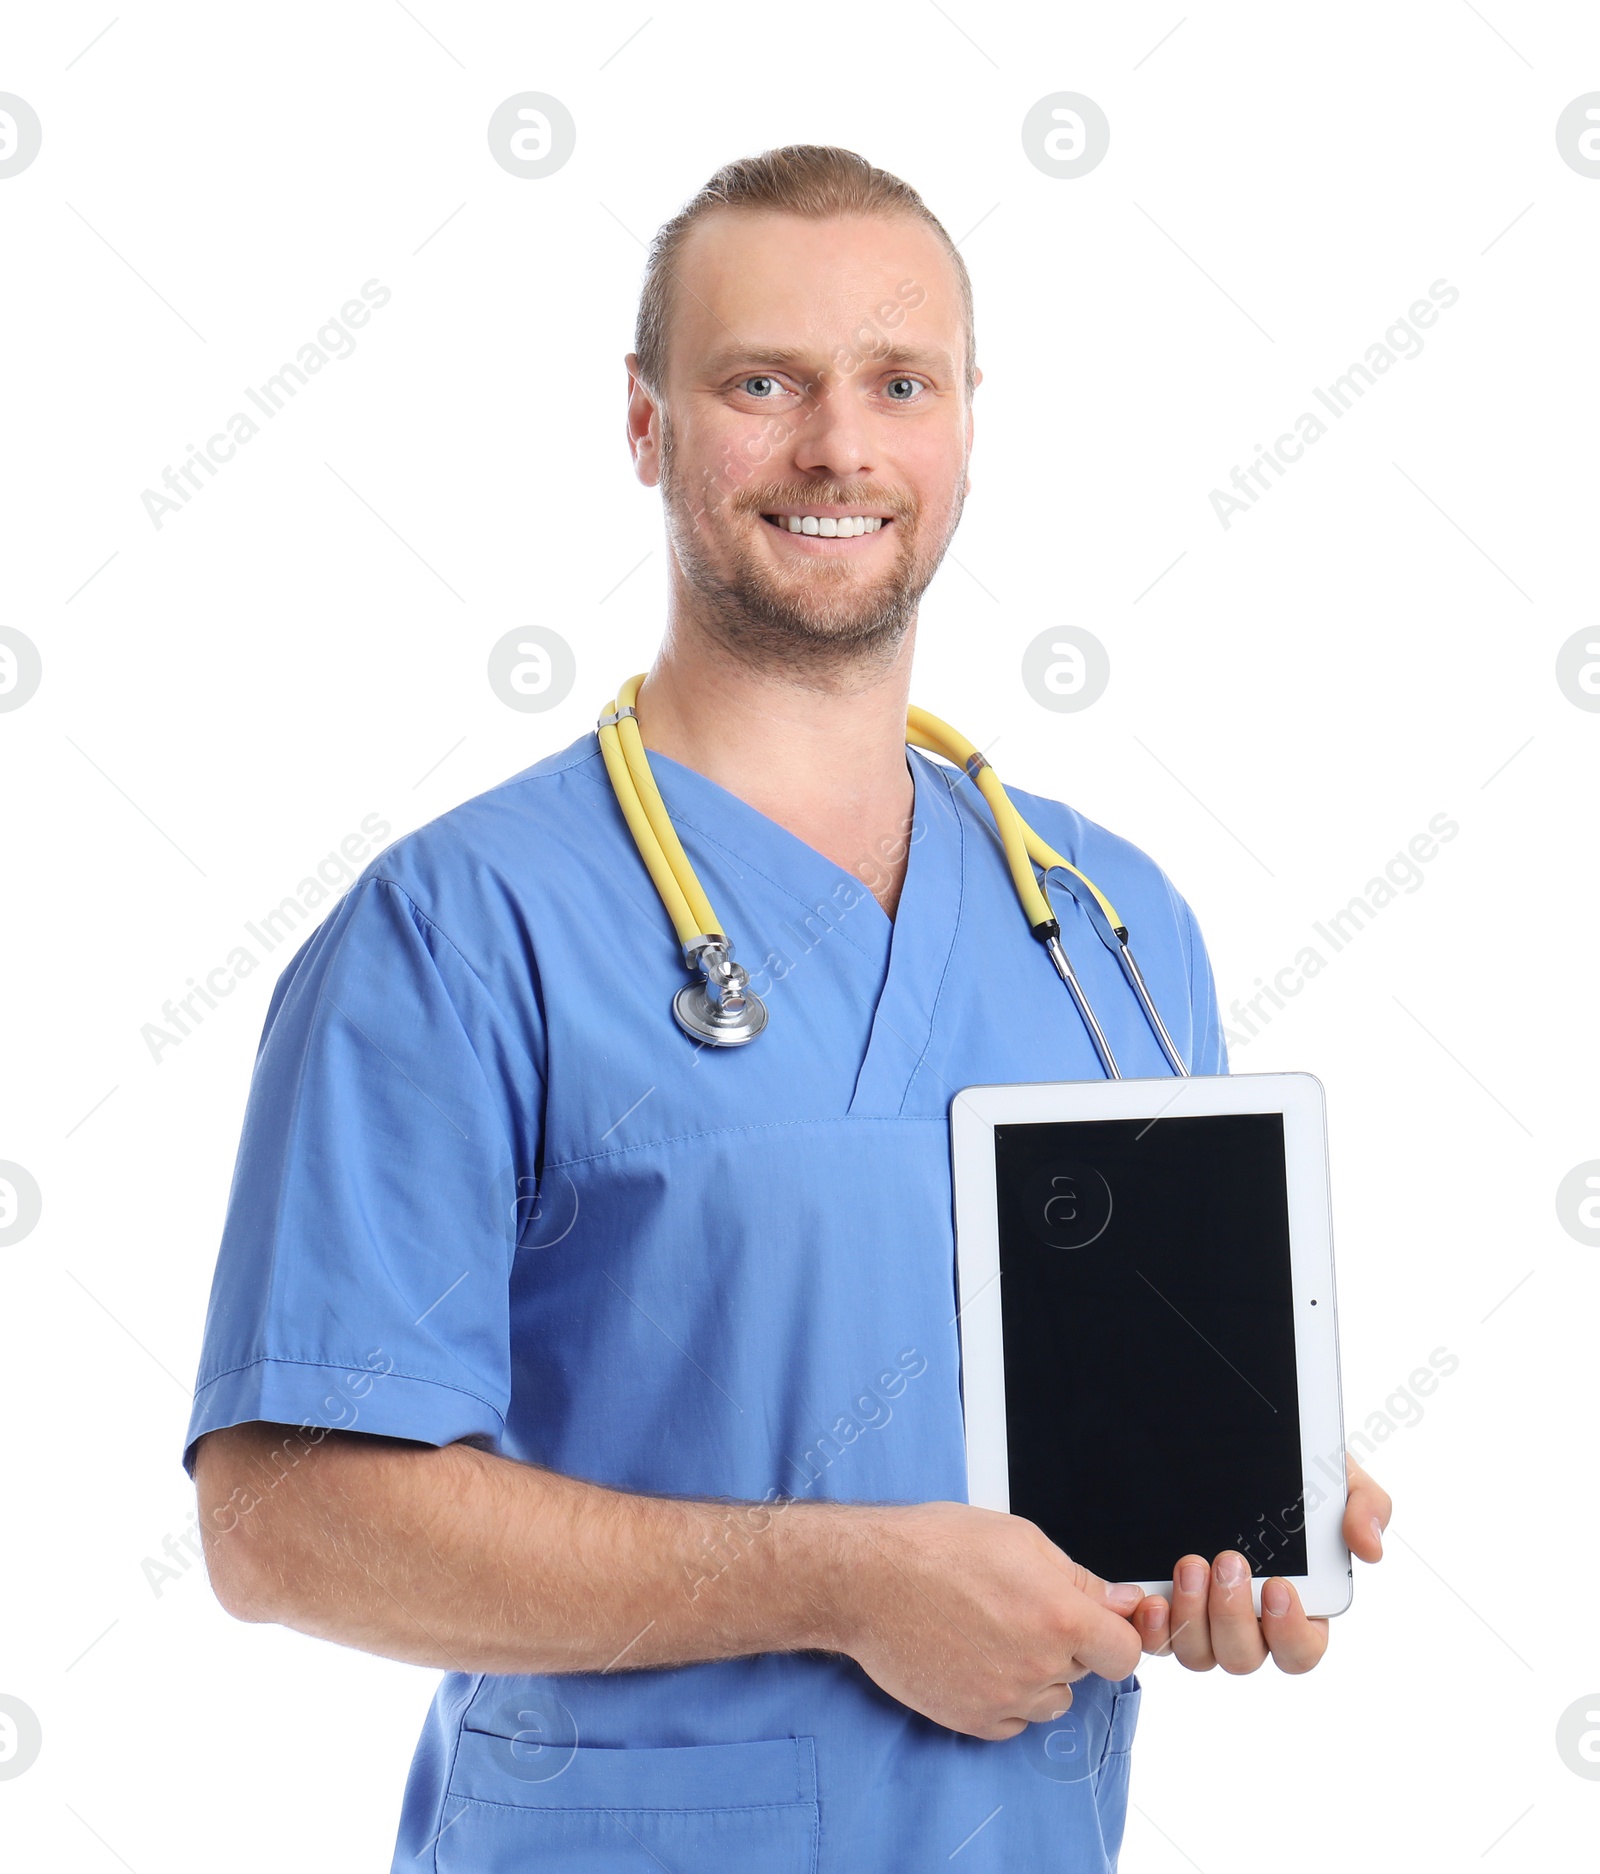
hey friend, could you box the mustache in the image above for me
[733,485,915,523]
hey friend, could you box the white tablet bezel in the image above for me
[950,1070,1352,1617]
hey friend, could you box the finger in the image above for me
[1260,1577,1331,1673]
[1207,1551,1268,1674]
[1016,1681,1079,1726]
[1167,1555,1216,1670]
[1342,1458,1392,1562]
[1134,1595,1173,1656]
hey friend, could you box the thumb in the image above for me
[1064,1556,1144,1617]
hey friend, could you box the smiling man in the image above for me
[185,146,1389,1871]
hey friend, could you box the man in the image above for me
[187,144,1389,1870]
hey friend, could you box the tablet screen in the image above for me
[993,1111,1308,1584]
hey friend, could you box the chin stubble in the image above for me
[659,434,961,681]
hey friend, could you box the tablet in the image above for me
[950,1071,1352,1617]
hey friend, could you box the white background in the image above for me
[2,3,1597,1867]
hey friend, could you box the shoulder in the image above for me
[253,734,610,1043]
[933,754,1211,972]
[985,768,1228,1068]
[358,731,612,914]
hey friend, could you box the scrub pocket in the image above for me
[1091,1675,1142,1870]
[438,1723,820,1874]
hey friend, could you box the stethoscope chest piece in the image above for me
[598,676,1188,1077]
[672,939,768,1048]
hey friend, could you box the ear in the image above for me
[625,352,662,488]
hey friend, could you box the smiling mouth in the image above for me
[760,513,892,538]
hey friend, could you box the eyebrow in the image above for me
[701,340,954,380]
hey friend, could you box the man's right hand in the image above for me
[832,1501,1145,1741]
[194,1427,1143,1718]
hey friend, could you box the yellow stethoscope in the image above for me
[597,672,1189,1079]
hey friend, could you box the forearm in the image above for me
[196,1423,863,1675]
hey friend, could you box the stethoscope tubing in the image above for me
[598,673,1189,1078]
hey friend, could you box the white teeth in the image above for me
[781,515,883,535]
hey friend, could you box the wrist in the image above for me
[777,1499,890,1658]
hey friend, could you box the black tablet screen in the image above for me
[992,1111,1308,1583]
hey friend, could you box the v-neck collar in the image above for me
[641,743,913,938]
[845,751,965,1115]
[639,743,968,1117]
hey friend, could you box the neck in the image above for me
[631,616,920,917]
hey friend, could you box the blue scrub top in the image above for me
[184,730,1228,1873]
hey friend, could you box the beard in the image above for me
[659,418,964,685]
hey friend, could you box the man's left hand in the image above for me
[1133,1456,1390,1673]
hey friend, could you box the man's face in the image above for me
[628,210,978,671]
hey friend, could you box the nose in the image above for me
[791,375,874,483]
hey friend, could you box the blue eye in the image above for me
[741,376,782,398]
[885,377,923,401]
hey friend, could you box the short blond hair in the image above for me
[634,144,975,400]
